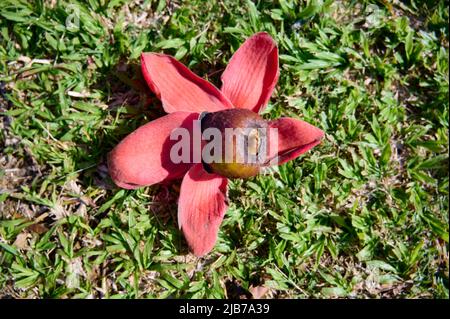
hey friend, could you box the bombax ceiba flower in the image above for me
[108,32,324,256]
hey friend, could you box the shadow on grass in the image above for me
[76,58,233,257]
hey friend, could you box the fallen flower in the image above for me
[108,32,324,256]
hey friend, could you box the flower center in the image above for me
[200,109,268,179]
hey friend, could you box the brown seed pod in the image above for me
[200,109,269,179]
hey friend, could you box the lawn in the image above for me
[0,0,448,298]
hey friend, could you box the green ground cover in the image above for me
[0,0,448,298]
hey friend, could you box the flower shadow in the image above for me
[82,58,227,255]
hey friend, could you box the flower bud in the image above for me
[200,109,268,179]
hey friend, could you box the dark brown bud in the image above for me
[200,109,268,179]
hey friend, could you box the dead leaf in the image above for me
[26,223,48,235]
[66,180,82,195]
[13,232,30,250]
[49,202,67,220]
[249,285,269,299]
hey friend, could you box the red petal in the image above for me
[141,53,233,113]
[107,112,199,189]
[178,164,228,257]
[221,32,279,113]
[267,118,324,165]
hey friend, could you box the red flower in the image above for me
[108,32,324,256]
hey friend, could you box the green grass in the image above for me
[0,0,448,298]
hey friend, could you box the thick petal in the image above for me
[141,53,233,113]
[267,117,324,166]
[178,163,228,257]
[108,112,199,189]
[221,32,279,113]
